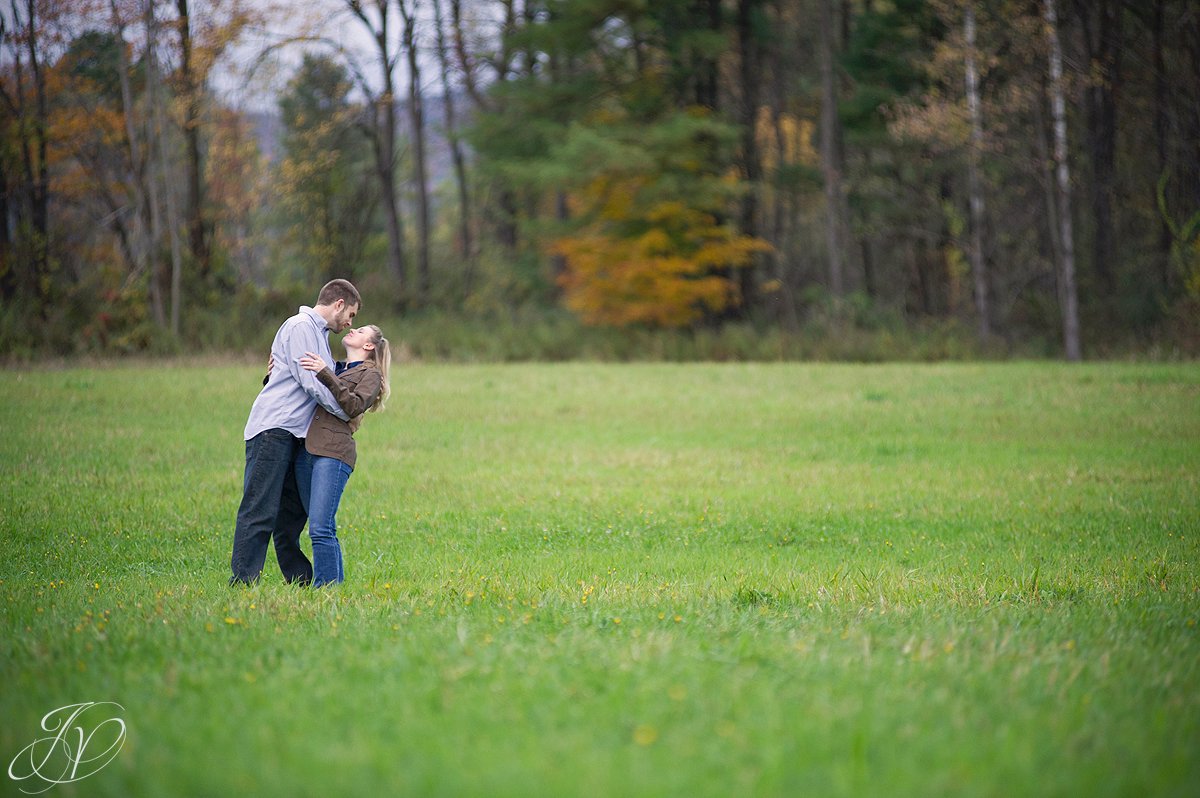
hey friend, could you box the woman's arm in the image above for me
[284,328,350,422]
[300,353,382,418]
[317,367,382,418]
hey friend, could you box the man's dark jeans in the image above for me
[229,428,312,585]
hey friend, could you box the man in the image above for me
[229,279,361,585]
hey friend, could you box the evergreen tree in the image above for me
[275,54,379,286]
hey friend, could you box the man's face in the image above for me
[332,301,359,333]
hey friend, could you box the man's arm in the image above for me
[282,324,351,421]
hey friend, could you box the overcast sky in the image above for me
[212,0,377,111]
[212,0,494,113]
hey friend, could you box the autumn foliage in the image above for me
[554,178,770,327]
[538,108,771,329]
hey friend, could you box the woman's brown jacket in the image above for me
[305,362,381,469]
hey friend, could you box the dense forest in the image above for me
[2,0,1198,360]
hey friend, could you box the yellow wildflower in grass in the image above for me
[632,725,658,746]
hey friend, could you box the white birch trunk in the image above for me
[964,2,990,340]
[1044,0,1082,361]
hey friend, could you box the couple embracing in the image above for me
[228,279,391,587]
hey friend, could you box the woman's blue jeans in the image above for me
[294,450,353,587]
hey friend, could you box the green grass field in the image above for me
[1,362,1198,796]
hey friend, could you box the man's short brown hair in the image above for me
[316,279,361,309]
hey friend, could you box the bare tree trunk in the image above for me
[28,3,48,313]
[142,1,184,335]
[467,0,519,251]
[140,0,167,328]
[95,182,141,285]
[347,0,407,302]
[399,0,431,305]
[963,1,990,340]
[818,0,846,295]
[768,29,798,331]
[498,0,518,82]
[448,0,486,109]
[0,163,11,301]
[1073,0,1122,294]
[550,190,569,287]
[153,56,184,336]
[911,238,932,316]
[1186,12,1200,222]
[697,0,721,111]
[775,196,800,330]
[166,198,184,330]
[110,0,153,303]
[4,0,52,311]
[1152,0,1172,291]
[861,237,876,299]
[377,140,408,298]
[26,0,48,312]
[735,0,763,314]
[1034,71,1064,271]
[1045,0,1082,361]
[433,0,474,280]
[175,0,210,282]
[1,8,23,301]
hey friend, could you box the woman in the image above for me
[296,324,391,586]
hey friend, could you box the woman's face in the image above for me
[343,327,373,352]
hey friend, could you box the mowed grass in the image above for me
[1,361,1198,797]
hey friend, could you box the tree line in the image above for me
[2,0,1198,359]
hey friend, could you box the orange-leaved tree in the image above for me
[554,181,770,327]
[548,114,771,328]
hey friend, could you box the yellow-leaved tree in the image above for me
[546,112,771,328]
